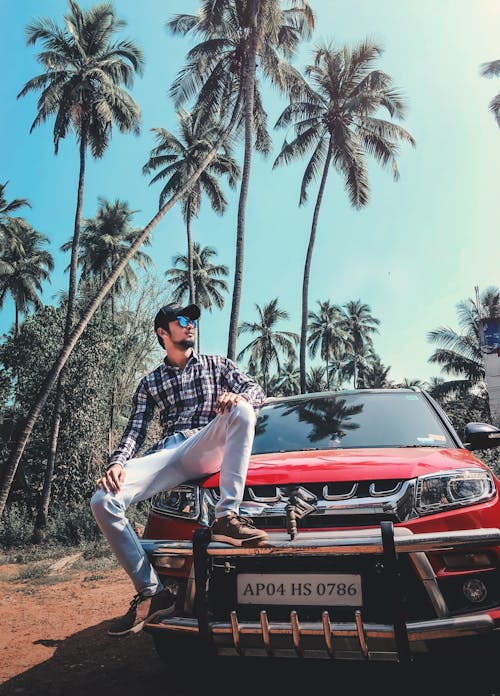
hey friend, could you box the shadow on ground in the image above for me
[0,621,167,696]
[2,622,500,696]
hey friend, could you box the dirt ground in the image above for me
[0,558,172,696]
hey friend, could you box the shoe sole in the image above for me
[108,604,176,637]
[129,604,176,633]
[211,533,268,547]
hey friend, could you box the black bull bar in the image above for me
[141,524,500,663]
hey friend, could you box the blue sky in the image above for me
[1,0,499,385]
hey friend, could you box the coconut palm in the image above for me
[427,286,500,399]
[64,197,152,459]
[480,58,500,128]
[17,0,143,541]
[61,197,152,317]
[274,39,415,391]
[168,0,314,360]
[0,182,32,256]
[268,358,300,396]
[362,355,393,389]
[396,377,424,389]
[307,300,346,388]
[18,0,143,336]
[305,365,327,393]
[0,224,54,336]
[166,242,229,351]
[237,298,298,393]
[143,109,239,303]
[340,300,380,388]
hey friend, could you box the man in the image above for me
[91,302,268,636]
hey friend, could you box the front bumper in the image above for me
[141,525,500,662]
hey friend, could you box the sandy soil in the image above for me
[0,559,170,696]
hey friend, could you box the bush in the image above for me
[0,500,150,550]
[0,502,34,547]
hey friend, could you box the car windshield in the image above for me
[252,391,455,454]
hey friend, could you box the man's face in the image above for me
[164,315,196,350]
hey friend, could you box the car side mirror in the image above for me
[463,422,500,451]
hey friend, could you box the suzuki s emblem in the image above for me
[281,486,317,518]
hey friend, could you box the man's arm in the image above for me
[219,357,266,410]
[108,377,156,469]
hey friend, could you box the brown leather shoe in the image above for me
[211,512,268,546]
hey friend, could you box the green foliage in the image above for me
[0,303,118,505]
[0,499,149,550]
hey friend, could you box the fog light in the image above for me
[442,552,493,570]
[153,555,186,569]
[462,577,487,603]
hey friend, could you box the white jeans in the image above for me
[90,400,256,596]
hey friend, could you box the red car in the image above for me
[139,388,500,666]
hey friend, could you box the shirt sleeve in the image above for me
[108,377,156,468]
[220,357,266,411]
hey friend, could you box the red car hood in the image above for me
[202,447,487,487]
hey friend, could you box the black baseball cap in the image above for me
[154,302,201,332]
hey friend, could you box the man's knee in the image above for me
[90,488,122,521]
[231,399,257,426]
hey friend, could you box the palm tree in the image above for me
[237,298,298,393]
[396,377,424,388]
[60,196,152,460]
[18,1,143,336]
[0,182,31,256]
[143,109,239,304]
[166,242,229,351]
[268,358,300,396]
[61,197,152,318]
[17,0,143,541]
[305,365,327,393]
[480,58,500,128]
[0,223,54,336]
[427,286,500,399]
[340,300,380,388]
[274,39,415,391]
[168,0,314,360]
[362,355,393,388]
[307,300,346,388]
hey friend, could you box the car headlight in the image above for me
[415,468,496,514]
[150,484,200,519]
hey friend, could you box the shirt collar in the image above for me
[163,349,200,371]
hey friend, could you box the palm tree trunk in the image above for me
[300,142,333,393]
[186,208,195,304]
[227,30,258,361]
[33,134,86,543]
[0,102,242,520]
[14,303,19,337]
[109,279,117,456]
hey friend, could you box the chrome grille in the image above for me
[201,479,417,526]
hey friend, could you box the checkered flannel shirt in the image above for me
[109,351,266,468]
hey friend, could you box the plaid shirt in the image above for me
[109,351,266,468]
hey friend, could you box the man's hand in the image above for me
[216,391,247,414]
[96,463,126,494]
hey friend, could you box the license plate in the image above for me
[237,573,362,606]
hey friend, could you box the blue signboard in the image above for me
[481,318,500,353]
